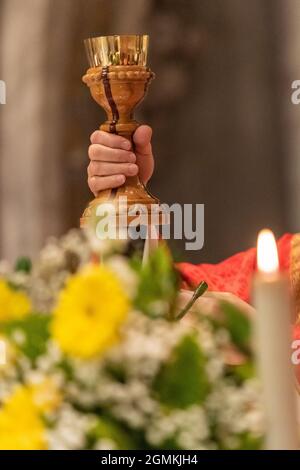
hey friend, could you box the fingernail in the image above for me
[129,153,136,162]
[117,175,125,184]
[122,140,131,150]
[128,164,138,175]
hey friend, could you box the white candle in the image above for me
[253,229,298,449]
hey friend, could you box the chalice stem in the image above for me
[143,224,160,265]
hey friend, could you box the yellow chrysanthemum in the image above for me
[51,264,130,359]
[0,385,47,450]
[0,280,31,322]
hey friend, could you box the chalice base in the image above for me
[80,177,160,229]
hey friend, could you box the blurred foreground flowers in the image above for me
[51,265,129,359]
[0,230,264,449]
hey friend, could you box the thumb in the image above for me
[132,125,154,184]
[133,125,152,156]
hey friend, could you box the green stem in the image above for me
[175,281,208,320]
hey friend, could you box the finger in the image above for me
[133,125,152,156]
[88,144,136,163]
[88,161,138,178]
[88,174,125,194]
[90,130,132,150]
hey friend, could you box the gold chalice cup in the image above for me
[81,35,159,228]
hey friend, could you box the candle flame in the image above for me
[257,229,279,274]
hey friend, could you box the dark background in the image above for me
[0,0,299,263]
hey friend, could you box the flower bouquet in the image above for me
[0,230,264,450]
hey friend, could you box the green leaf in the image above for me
[223,432,263,450]
[154,335,210,409]
[87,416,137,450]
[131,245,179,319]
[14,257,32,274]
[219,301,252,355]
[106,362,126,384]
[176,281,208,320]
[237,432,263,450]
[57,358,74,381]
[3,313,50,362]
[233,361,256,381]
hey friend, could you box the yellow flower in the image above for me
[0,280,31,322]
[51,264,130,359]
[0,385,47,450]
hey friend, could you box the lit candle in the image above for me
[253,229,298,449]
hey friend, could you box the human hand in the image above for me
[87,125,154,196]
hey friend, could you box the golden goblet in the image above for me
[81,35,159,229]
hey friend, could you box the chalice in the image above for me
[81,35,160,231]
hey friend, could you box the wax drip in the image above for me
[144,68,152,95]
[109,187,118,200]
[101,66,120,200]
[101,66,119,134]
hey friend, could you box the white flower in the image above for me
[106,255,138,298]
[12,329,26,346]
[146,405,210,449]
[47,405,92,450]
[94,438,117,450]
[206,379,265,442]
[84,226,126,257]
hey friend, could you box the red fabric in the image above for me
[177,233,293,303]
[293,324,300,341]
